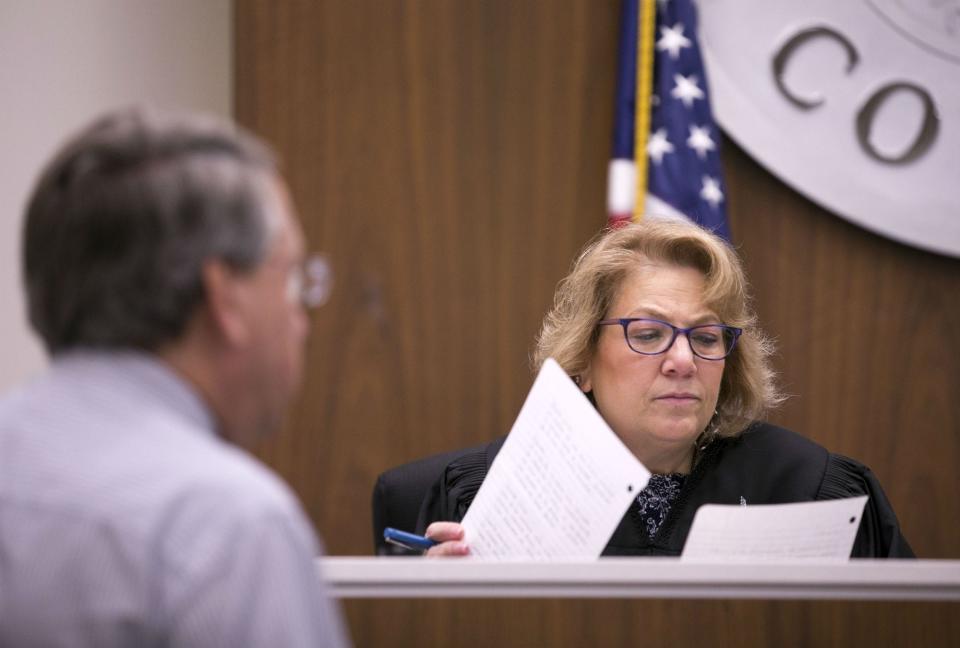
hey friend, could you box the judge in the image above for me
[419,218,913,557]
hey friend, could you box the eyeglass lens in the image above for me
[287,254,333,309]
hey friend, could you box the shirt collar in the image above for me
[51,349,218,438]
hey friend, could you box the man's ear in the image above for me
[202,260,250,347]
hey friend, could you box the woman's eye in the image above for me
[631,329,664,342]
[692,333,720,346]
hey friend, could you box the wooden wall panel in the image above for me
[235,1,959,645]
[235,0,619,555]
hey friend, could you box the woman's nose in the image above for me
[661,333,697,375]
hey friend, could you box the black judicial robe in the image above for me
[415,422,914,558]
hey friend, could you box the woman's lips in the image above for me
[655,393,699,404]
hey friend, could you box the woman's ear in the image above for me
[578,366,592,393]
[201,260,251,347]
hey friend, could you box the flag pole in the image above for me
[633,0,657,223]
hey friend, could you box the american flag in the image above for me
[608,0,730,240]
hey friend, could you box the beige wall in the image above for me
[0,0,231,391]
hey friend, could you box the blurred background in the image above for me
[2,2,958,646]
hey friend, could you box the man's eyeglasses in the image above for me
[287,254,333,309]
[597,317,742,360]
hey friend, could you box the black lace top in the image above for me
[635,473,687,539]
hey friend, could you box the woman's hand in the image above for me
[424,521,470,557]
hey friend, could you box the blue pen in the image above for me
[383,527,437,552]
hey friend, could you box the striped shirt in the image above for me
[0,351,349,647]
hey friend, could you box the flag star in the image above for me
[647,128,675,164]
[657,23,692,60]
[651,93,660,107]
[700,176,724,208]
[686,124,715,159]
[657,0,671,9]
[671,74,705,108]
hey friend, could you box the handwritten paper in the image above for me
[460,358,650,559]
[681,496,869,561]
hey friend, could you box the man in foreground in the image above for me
[0,108,348,647]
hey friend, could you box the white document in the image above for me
[460,358,650,559]
[681,496,869,562]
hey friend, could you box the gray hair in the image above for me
[23,107,279,353]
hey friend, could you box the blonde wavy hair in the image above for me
[533,218,783,440]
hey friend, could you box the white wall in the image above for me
[0,0,231,391]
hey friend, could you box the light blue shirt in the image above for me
[0,351,349,647]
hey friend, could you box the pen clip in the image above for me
[384,536,420,552]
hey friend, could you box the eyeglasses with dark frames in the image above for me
[597,317,742,360]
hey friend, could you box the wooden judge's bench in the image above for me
[325,558,960,646]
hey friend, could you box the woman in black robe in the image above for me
[418,219,913,558]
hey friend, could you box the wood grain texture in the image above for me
[236,0,619,556]
[236,0,959,644]
[343,599,959,648]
